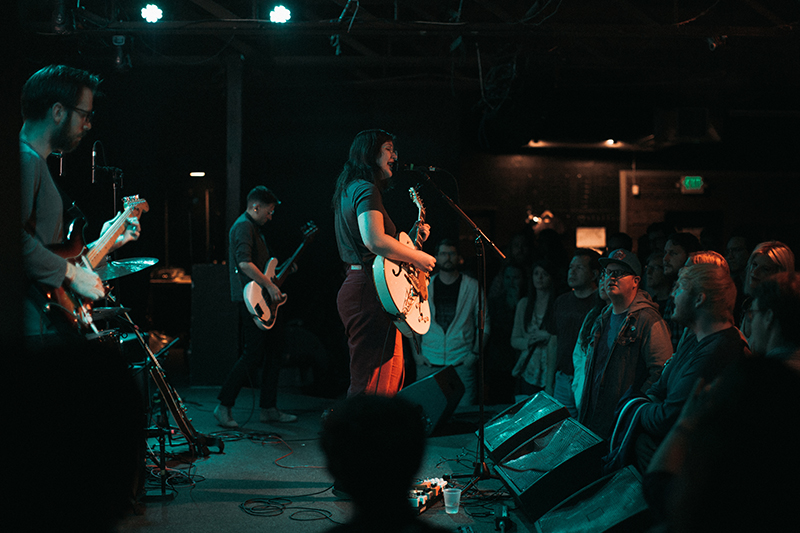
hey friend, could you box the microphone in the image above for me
[397,163,440,172]
[91,143,97,184]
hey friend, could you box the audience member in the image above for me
[644,252,671,315]
[484,263,526,404]
[606,232,633,256]
[488,230,532,300]
[661,232,702,350]
[546,248,601,416]
[621,264,749,472]
[643,222,675,262]
[511,259,559,396]
[572,282,609,412]
[321,394,451,533]
[724,230,754,320]
[413,239,488,409]
[577,249,672,440]
[747,271,800,370]
[532,228,569,285]
[644,357,800,532]
[739,241,795,337]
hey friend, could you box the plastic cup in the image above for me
[443,488,462,514]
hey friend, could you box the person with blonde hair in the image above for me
[740,241,795,337]
[606,263,750,472]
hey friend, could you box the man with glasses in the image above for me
[20,65,141,344]
[577,249,672,440]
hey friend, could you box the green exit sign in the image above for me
[681,175,706,194]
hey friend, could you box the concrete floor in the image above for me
[116,382,537,533]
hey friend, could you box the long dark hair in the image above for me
[331,129,395,210]
[523,258,560,329]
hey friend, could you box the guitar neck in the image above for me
[275,242,307,286]
[84,200,148,268]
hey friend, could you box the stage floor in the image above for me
[117,383,537,533]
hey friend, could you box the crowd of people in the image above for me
[18,63,798,531]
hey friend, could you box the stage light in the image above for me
[112,35,132,72]
[141,4,163,23]
[190,172,206,177]
[270,5,291,23]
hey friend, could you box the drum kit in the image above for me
[88,257,159,330]
[87,255,225,464]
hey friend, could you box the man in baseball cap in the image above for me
[599,248,642,277]
[578,249,672,440]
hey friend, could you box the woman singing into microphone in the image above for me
[332,129,436,397]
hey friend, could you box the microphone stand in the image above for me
[416,170,505,493]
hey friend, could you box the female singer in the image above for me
[332,129,436,396]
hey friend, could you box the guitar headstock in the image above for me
[408,187,425,219]
[302,221,319,240]
[123,195,150,215]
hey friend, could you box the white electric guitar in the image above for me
[373,188,431,337]
[243,221,317,331]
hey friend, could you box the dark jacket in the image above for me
[638,326,750,437]
[578,290,672,440]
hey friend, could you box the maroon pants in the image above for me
[336,268,404,397]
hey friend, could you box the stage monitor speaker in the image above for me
[481,391,570,463]
[495,417,605,523]
[397,365,464,436]
[190,264,240,385]
[534,465,653,533]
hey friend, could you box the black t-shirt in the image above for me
[334,180,396,265]
[228,212,270,302]
[433,274,462,333]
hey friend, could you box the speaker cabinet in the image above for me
[534,465,653,533]
[190,264,239,385]
[495,417,605,523]
[481,391,570,463]
[397,365,464,436]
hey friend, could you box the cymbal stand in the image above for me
[416,170,505,493]
[108,293,181,501]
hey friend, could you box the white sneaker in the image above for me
[214,404,239,428]
[260,407,298,423]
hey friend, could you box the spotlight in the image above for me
[141,4,163,23]
[270,5,291,23]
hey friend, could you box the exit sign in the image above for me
[680,175,706,194]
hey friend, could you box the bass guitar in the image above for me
[243,221,318,330]
[373,187,431,337]
[43,195,149,332]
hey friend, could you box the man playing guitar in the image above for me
[20,65,141,346]
[214,185,298,428]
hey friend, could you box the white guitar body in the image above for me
[242,221,318,331]
[243,258,287,330]
[373,231,431,337]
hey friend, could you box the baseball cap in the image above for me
[599,249,642,277]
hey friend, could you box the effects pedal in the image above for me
[408,477,448,514]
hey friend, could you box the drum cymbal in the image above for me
[95,257,159,281]
[91,307,132,321]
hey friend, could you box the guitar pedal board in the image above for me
[408,477,448,514]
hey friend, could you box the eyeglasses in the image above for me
[65,105,94,123]
[602,269,633,280]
